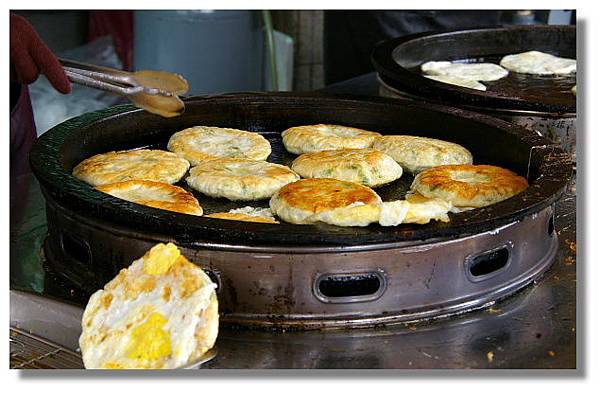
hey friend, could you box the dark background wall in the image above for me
[12,10,573,91]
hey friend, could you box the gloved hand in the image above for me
[10,13,71,94]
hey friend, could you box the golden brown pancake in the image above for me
[411,164,529,208]
[269,178,382,226]
[72,149,190,186]
[291,148,402,187]
[96,180,203,216]
[206,212,278,224]
[167,126,271,165]
[277,178,380,213]
[186,158,299,201]
[206,206,278,223]
[281,124,381,155]
[372,135,473,174]
[270,178,451,227]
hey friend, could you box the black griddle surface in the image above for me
[410,56,576,109]
[373,25,576,113]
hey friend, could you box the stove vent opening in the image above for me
[466,245,511,281]
[60,233,92,268]
[548,215,555,237]
[314,271,386,303]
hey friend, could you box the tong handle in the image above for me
[63,69,143,95]
[59,58,173,97]
[60,57,138,96]
[59,58,130,77]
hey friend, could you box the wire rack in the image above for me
[10,327,84,369]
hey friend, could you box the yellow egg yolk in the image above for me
[142,243,181,275]
[103,362,125,369]
[126,312,172,362]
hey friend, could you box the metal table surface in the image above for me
[9,74,577,369]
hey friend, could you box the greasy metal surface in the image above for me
[10,327,83,369]
[371,25,576,113]
[30,93,572,247]
[495,114,576,163]
[9,174,576,368]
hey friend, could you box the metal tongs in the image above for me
[59,58,189,117]
[60,58,177,97]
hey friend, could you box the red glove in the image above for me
[10,13,71,94]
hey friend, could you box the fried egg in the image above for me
[79,243,218,369]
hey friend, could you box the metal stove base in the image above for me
[43,195,558,330]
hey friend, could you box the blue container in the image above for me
[133,10,264,95]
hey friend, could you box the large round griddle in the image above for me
[31,93,570,248]
[371,25,576,114]
[30,93,572,329]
